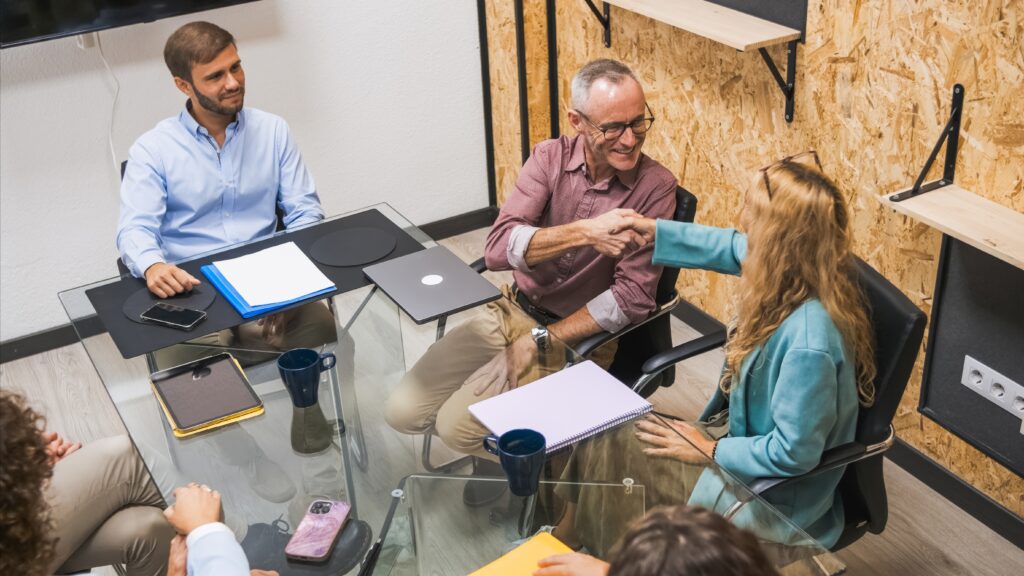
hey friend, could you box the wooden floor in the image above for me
[2,228,1021,575]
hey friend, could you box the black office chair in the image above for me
[640,258,926,550]
[568,186,699,394]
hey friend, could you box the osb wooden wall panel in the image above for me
[487,0,554,205]
[487,0,522,206]
[487,0,1024,514]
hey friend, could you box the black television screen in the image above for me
[1,0,259,49]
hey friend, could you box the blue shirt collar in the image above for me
[178,100,245,142]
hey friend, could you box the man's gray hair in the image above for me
[570,59,639,113]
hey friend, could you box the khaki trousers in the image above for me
[385,287,616,460]
[47,435,174,576]
[152,300,338,369]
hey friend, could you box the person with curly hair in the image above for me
[536,505,779,576]
[0,391,174,575]
[0,391,55,575]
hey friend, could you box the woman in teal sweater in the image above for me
[543,152,875,572]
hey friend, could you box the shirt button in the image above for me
[557,278,563,284]
[532,295,539,302]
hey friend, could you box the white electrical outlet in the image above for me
[961,355,1024,431]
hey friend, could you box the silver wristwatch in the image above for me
[531,325,551,358]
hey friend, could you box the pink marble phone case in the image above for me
[285,499,350,561]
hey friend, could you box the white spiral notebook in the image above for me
[469,360,653,453]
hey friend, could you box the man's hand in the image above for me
[145,262,201,298]
[580,209,647,258]
[634,415,716,464]
[534,552,610,576]
[166,535,187,576]
[41,431,82,466]
[164,483,223,536]
[250,571,279,576]
[469,335,538,397]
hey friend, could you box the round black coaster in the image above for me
[122,285,216,324]
[309,227,397,267]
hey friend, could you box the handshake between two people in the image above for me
[580,209,657,259]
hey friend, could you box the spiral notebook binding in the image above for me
[549,405,652,453]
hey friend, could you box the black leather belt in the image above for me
[514,288,561,326]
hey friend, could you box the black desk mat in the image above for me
[86,209,424,359]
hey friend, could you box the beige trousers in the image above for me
[385,287,616,460]
[152,300,338,369]
[47,435,174,576]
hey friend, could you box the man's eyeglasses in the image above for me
[575,103,656,141]
[758,150,822,199]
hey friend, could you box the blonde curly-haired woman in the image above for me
[547,152,876,567]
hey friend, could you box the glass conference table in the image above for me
[59,203,843,575]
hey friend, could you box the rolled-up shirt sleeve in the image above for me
[484,143,553,271]
[117,142,168,278]
[275,120,323,229]
[507,225,539,271]
[606,177,678,326]
[587,288,631,333]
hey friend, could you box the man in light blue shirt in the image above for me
[118,21,335,362]
[118,21,322,292]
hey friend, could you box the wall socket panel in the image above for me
[961,355,1024,434]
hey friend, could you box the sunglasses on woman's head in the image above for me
[758,150,822,199]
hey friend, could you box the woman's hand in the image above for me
[634,415,717,464]
[534,552,610,576]
[621,216,657,243]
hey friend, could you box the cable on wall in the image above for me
[94,32,121,179]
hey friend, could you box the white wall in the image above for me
[0,0,489,341]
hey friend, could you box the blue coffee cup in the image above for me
[483,428,546,497]
[277,348,336,408]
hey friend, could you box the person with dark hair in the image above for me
[117,21,336,368]
[0,391,173,576]
[534,506,779,576]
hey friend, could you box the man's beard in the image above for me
[193,84,244,116]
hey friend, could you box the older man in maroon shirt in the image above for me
[386,60,676,496]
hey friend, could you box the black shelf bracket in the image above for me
[583,0,611,47]
[890,84,965,202]
[758,40,799,123]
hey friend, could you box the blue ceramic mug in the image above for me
[277,348,336,408]
[482,428,546,497]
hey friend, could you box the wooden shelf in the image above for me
[605,0,801,51]
[879,185,1024,270]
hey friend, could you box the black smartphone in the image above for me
[140,302,207,330]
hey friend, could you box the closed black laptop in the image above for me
[363,246,501,324]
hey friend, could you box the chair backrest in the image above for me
[609,186,697,392]
[837,258,926,540]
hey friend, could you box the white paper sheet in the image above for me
[211,242,335,306]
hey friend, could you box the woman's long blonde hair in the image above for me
[722,157,876,407]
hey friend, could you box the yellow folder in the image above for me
[469,532,573,576]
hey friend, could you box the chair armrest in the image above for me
[741,426,896,499]
[573,295,681,358]
[470,257,487,274]
[639,330,727,377]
